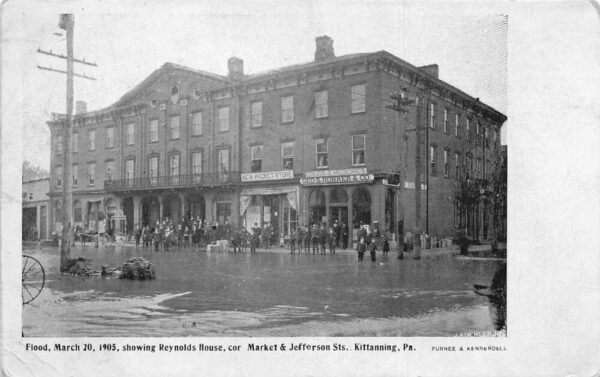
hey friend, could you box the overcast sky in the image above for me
[17,1,508,170]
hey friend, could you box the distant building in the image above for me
[22,178,50,240]
[47,36,506,244]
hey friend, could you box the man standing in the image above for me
[356,237,366,262]
[251,223,260,253]
[341,222,349,249]
[134,225,142,248]
[333,220,341,248]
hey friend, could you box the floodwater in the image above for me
[22,245,504,337]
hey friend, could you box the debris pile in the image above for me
[120,257,156,280]
[65,257,95,277]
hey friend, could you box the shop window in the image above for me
[316,138,328,168]
[308,189,326,226]
[330,188,348,204]
[282,142,294,170]
[251,145,263,172]
[352,135,366,166]
[73,200,82,223]
[352,188,371,228]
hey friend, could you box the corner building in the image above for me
[47,36,506,245]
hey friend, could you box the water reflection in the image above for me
[22,245,502,337]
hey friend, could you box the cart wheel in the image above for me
[22,255,45,305]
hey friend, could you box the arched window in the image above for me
[330,188,348,204]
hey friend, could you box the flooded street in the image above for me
[22,245,504,337]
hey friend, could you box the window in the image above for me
[105,160,115,182]
[352,135,366,166]
[73,201,82,223]
[148,156,158,185]
[316,138,328,168]
[192,152,202,182]
[72,164,78,186]
[106,127,114,148]
[455,114,459,136]
[125,123,134,145]
[444,150,449,177]
[351,84,366,113]
[169,154,179,183]
[443,109,448,133]
[251,102,262,128]
[251,145,263,172]
[430,146,437,175]
[218,107,229,131]
[455,152,460,178]
[56,166,63,187]
[56,135,64,154]
[217,149,230,178]
[88,162,96,185]
[149,120,158,142]
[281,96,294,123]
[89,130,96,150]
[169,116,180,139]
[72,133,79,152]
[466,118,471,141]
[125,160,134,182]
[315,90,328,118]
[429,103,436,128]
[484,127,489,148]
[282,142,294,170]
[192,112,202,136]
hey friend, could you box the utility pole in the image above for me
[38,14,96,271]
[387,88,414,259]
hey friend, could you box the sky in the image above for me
[16,1,508,170]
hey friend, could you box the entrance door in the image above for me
[330,206,348,227]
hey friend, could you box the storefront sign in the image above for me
[241,170,294,182]
[300,174,374,186]
[305,167,367,178]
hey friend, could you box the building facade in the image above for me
[22,178,50,240]
[47,36,506,245]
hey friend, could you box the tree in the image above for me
[22,161,49,181]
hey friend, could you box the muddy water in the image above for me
[22,245,503,337]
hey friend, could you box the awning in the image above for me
[239,186,299,215]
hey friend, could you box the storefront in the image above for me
[300,167,375,246]
[239,170,298,242]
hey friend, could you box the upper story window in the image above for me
[72,164,78,186]
[72,133,79,152]
[484,127,489,148]
[56,135,64,154]
[443,109,448,133]
[87,162,96,185]
[455,114,459,137]
[192,112,202,136]
[126,123,135,145]
[282,142,294,170]
[455,152,460,178]
[148,156,158,185]
[56,166,62,187]
[105,160,115,182]
[443,150,449,177]
[315,90,328,118]
[352,135,366,166]
[429,103,436,128]
[149,119,158,142]
[466,118,471,141]
[316,138,328,169]
[281,95,294,123]
[251,145,263,172]
[169,115,180,139]
[217,149,230,174]
[218,106,230,132]
[88,130,96,150]
[430,145,437,175]
[192,152,202,175]
[106,127,114,148]
[351,84,366,113]
[169,154,180,177]
[251,101,262,128]
[125,159,134,181]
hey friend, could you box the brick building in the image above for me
[47,36,506,245]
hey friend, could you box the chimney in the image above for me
[314,35,335,62]
[76,101,87,115]
[419,64,439,78]
[227,57,244,80]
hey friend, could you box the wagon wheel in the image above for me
[22,255,45,305]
